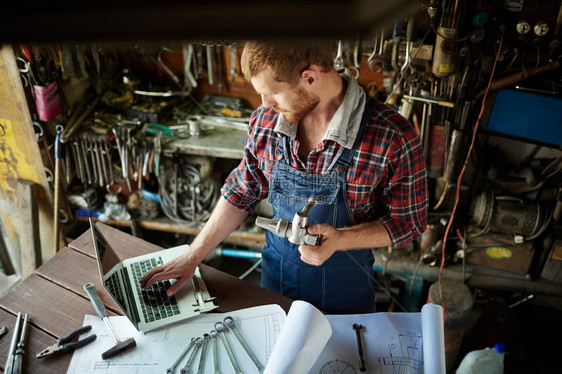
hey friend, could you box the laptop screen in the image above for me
[91,223,120,277]
[89,219,135,323]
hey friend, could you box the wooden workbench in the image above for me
[0,223,292,374]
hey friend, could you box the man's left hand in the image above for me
[298,223,341,266]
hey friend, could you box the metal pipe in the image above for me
[221,248,262,259]
[373,253,562,297]
[403,94,455,108]
[53,126,63,252]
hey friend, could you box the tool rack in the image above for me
[1,2,562,372]
[75,122,266,249]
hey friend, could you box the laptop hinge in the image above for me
[121,268,142,328]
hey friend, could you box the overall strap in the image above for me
[337,96,375,170]
[279,133,291,162]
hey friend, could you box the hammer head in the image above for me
[101,337,136,360]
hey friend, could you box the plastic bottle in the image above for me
[455,342,505,374]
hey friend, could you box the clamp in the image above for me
[255,197,320,246]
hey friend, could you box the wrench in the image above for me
[401,17,416,77]
[215,322,243,374]
[157,47,183,90]
[86,136,98,187]
[33,121,44,142]
[153,133,162,178]
[216,43,223,94]
[79,137,93,185]
[76,139,86,185]
[195,44,204,79]
[205,42,215,85]
[368,27,385,73]
[229,44,237,82]
[102,136,114,185]
[65,141,72,185]
[353,324,367,372]
[70,140,83,184]
[180,337,202,374]
[196,334,210,374]
[210,330,220,374]
[223,316,265,373]
[97,136,111,187]
[182,43,198,90]
[351,35,361,79]
[334,40,345,72]
[92,136,104,187]
[167,338,196,374]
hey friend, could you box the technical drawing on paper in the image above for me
[376,331,423,374]
[319,359,357,374]
[265,311,283,361]
[67,304,286,374]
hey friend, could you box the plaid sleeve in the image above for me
[220,109,271,214]
[379,123,429,248]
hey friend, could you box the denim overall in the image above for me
[261,98,376,314]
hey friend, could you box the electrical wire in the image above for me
[437,35,504,316]
[158,163,220,225]
[238,258,263,280]
[408,240,442,304]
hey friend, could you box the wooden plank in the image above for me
[0,273,117,338]
[0,309,70,374]
[35,246,122,313]
[0,218,16,276]
[74,217,266,250]
[17,179,42,278]
[0,45,56,261]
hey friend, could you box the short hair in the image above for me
[240,40,334,86]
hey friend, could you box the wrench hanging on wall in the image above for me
[182,43,198,92]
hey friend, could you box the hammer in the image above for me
[83,283,136,359]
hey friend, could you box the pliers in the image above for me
[36,325,97,358]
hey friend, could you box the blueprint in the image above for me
[266,302,446,374]
[67,301,445,374]
[67,304,285,374]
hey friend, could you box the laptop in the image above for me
[89,219,218,332]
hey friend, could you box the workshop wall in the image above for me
[1,0,562,317]
[0,1,561,372]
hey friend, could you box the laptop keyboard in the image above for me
[131,257,181,323]
[105,272,126,310]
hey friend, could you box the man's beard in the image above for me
[274,89,320,123]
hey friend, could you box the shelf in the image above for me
[165,126,246,159]
[80,216,265,250]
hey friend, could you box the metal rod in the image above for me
[53,126,63,252]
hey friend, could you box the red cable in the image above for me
[438,36,505,316]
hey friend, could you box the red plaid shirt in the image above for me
[221,100,428,248]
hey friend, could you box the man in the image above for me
[140,41,428,314]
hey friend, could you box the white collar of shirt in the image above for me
[274,71,366,149]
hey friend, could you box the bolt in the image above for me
[352,323,366,372]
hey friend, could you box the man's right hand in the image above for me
[139,197,250,297]
[139,253,198,297]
